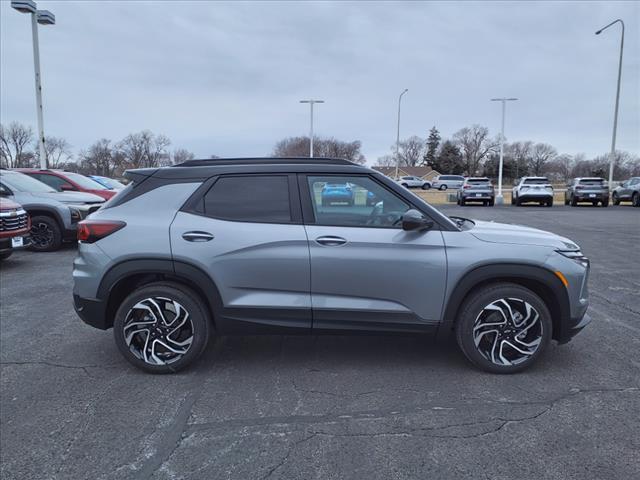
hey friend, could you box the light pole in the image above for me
[11,0,55,170]
[394,88,408,180]
[595,19,625,190]
[299,99,324,157]
[490,97,518,204]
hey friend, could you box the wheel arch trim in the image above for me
[438,263,571,341]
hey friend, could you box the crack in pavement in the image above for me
[185,386,638,436]
[0,360,121,377]
[260,433,319,480]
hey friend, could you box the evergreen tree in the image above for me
[423,126,441,166]
[431,140,464,174]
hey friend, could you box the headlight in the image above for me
[557,249,589,268]
[69,207,82,223]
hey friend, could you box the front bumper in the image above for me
[557,311,591,344]
[0,235,31,254]
[73,294,110,330]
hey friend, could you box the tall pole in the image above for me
[299,99,324,158]
[491,97,518,204]
[595,19,625,189]
[394,89,408,180]
[31,12,47,169]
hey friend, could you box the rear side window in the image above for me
[203,175,291,223]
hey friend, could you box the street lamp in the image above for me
[595,19,625,190]
[299,99,324,157]
[394,88,408,180]
[11,0,55,170]
[490,97,518,204]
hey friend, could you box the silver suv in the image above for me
[397,176,431,190]
[512,177,554,207]
[73,158,590,374]
[0,169,104,251]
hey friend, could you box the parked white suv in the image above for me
[512,177,554,207]
[432,175,465,191]
[397,176,431,190]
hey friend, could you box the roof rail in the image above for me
[175,157,356,167]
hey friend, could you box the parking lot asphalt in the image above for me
[1,205,639,480]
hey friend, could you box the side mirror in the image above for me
[402,209,434,231]
[60,183,75,191]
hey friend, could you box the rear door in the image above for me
[301,174,447,332]
[170,174,311,333]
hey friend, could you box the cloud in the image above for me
[1,0,638,162]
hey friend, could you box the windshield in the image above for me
[0,171,56,193]
[524,178,549,185]
[64,172,110,190]
[101,177,126,189]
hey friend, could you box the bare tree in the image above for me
[172,148,195,164]
[0,122,34,168]
[507,140,534,178]
[374,154,396,167]
[453,125,498,175]
[547,153,574,182]
[528,143,557,176]
[396,136,425,167]
[35,136,72,169]
[117,131,171,169]
[78,139,119,177]
[273,136,366,164]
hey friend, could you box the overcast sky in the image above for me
[1,1,639,164]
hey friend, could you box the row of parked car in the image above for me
[397,174,640,208]
[0,168,126,259]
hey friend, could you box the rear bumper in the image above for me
[461,193,494,200]
[73,294,110,330]
[518,194,553,201]
[573,193,608,201]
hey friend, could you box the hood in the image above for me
[19,190,105,204]
[470,220,579,250]
[0,198,23,210]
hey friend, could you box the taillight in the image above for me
[77,220,126,243]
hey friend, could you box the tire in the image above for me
[564,196,569,206]
[515,196,522,206]
[460,198,466,206]
[421,184,430,190]
[612,192,620,205]
[28,215,63,252]
[401,183,409,188]
[455,283,552,374]
[488,199,495,207]
[601,199,609,207]
[510,194,515,205]
[570,195,577,207]
[113,282,211,374]
[439,185,448,191]
[632,192,640,207]
[0,251,12,261]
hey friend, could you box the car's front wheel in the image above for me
[439,185,447,191]
[28,215,62,252]
[633,192,640,207]
[421,183,430,190]
[113,282,211,373]
[455,283,552,373]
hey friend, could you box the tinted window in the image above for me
[468,178,490,184]
[0,171,56,193]
[579,178,605,186]
[203,175,291,223]
[524,178,550,185]
[29,173,70,191]
[307,175,410,228]
[64,172,109,190]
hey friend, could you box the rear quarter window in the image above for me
[203,175,291,223]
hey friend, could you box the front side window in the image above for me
[30,173,70,191]
[307,175,410,228]
[0,172,56,193]
[203,175,291,223]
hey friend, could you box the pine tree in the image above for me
[433,140,465,174]
[423,126,441,166]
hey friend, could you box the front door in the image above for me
[301,174,447,333]
[170,174,311,333]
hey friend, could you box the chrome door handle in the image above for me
[182,231,214,242]
[315,235,347,246]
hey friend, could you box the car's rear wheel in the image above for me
[455,283,552,373]
[113,282,211,373]
[421,183,430,190]
[0,251,12,261]
[547,199,553,207]
[612,192,620,205]
[401,183,409,188]
[564,196,569,205]
[28,215,62,252]
[460,198,466,206]
[439,185,447,191]
[633,192,640,207]
[488,199,495,206]
[601,198,609,207]
[570,195,577,207]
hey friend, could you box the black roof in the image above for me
[176,157,355,167]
